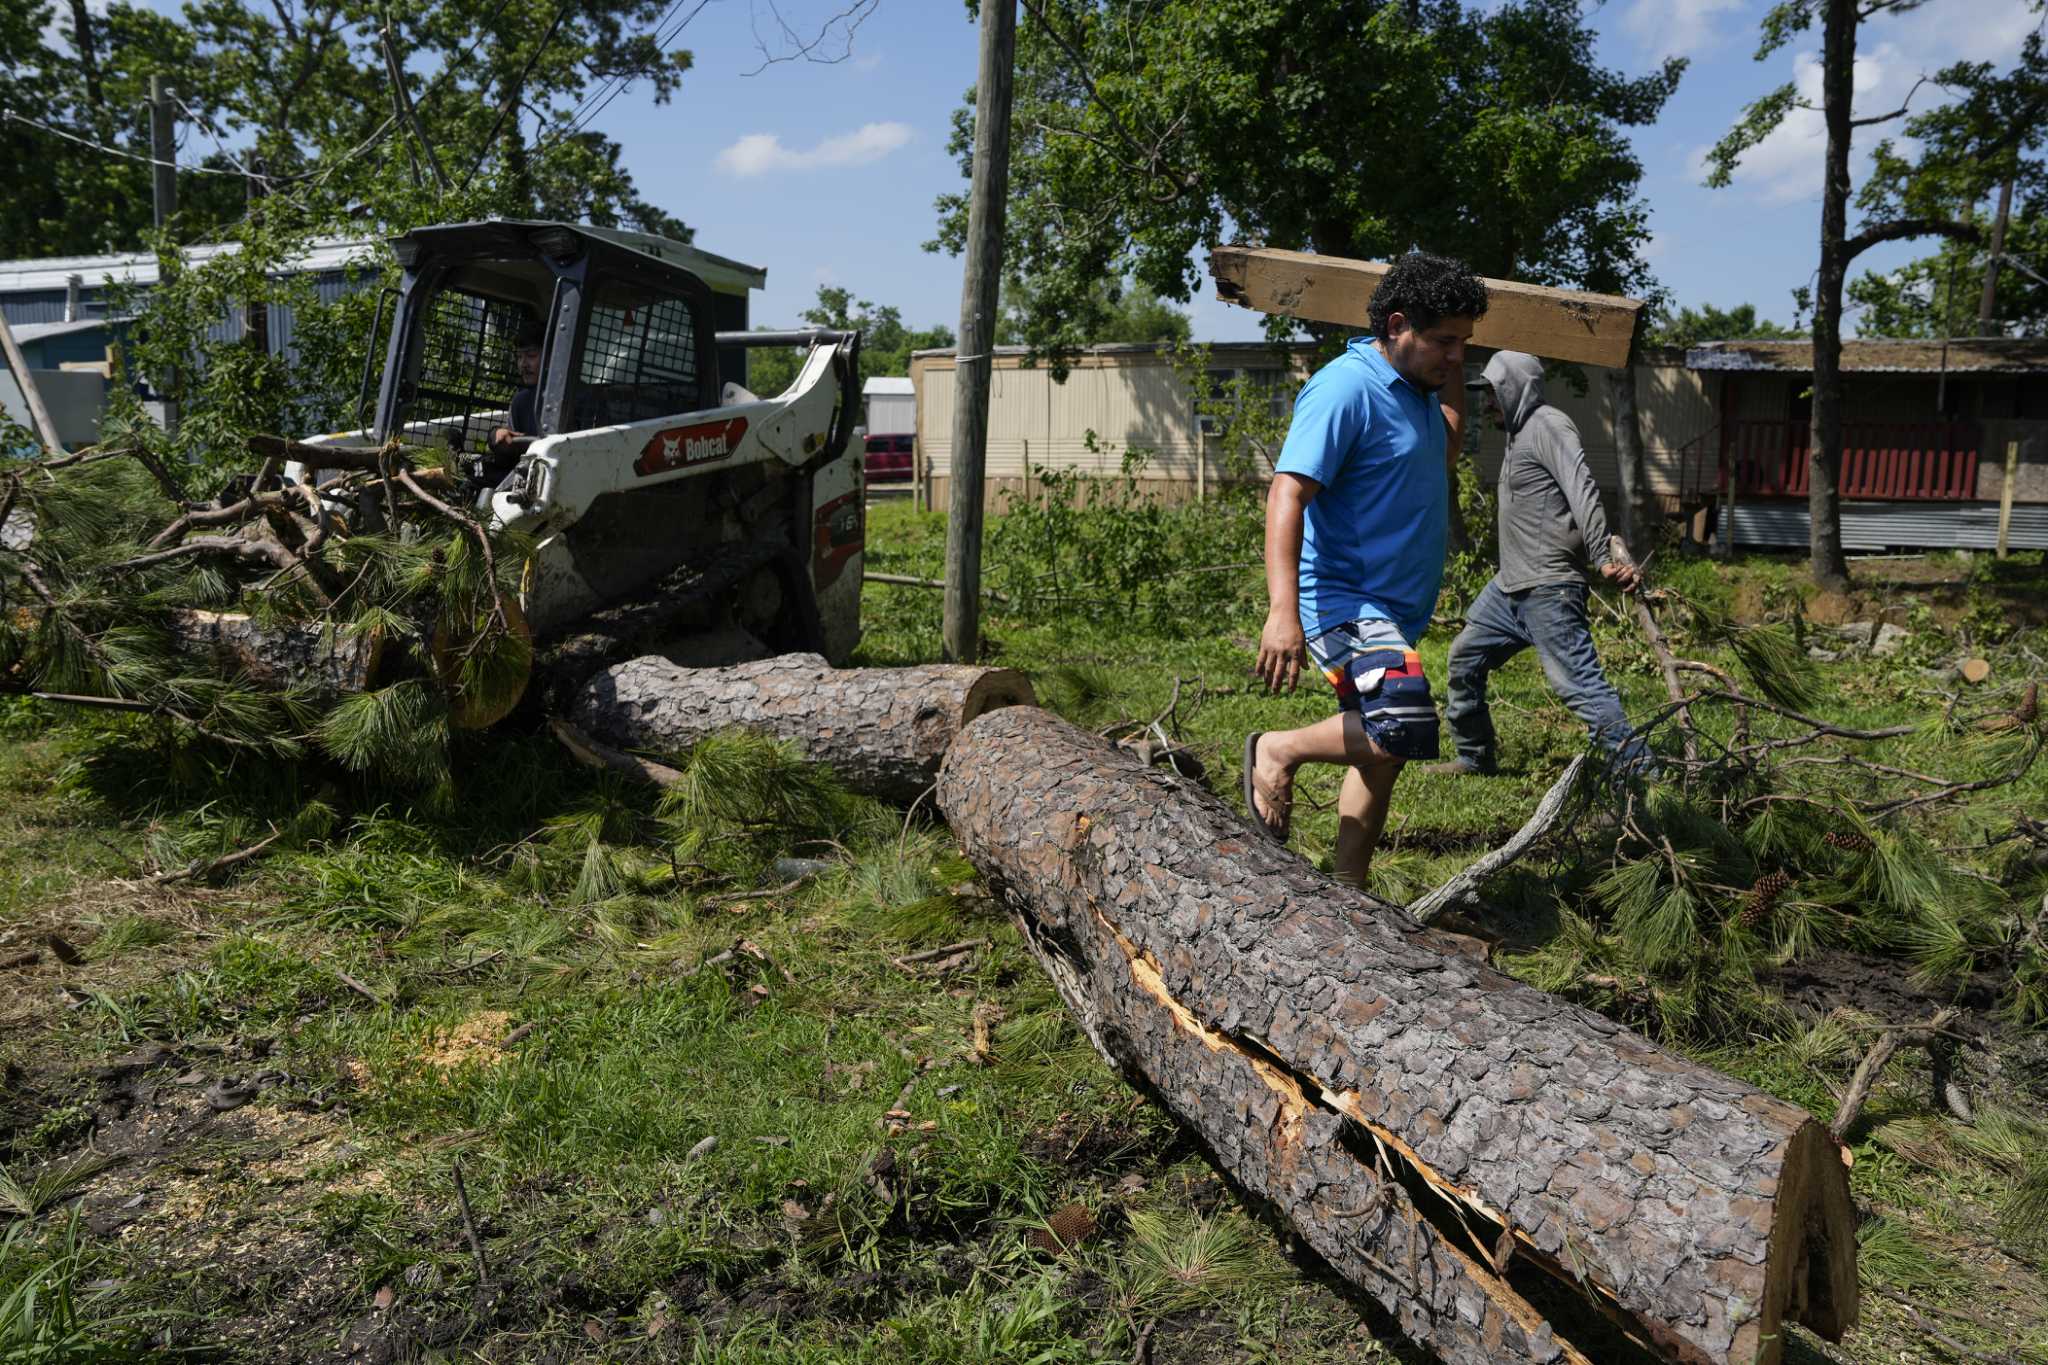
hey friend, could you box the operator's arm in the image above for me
[1534,416,1638,590]
[1258,473,1318,693]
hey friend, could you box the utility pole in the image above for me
[149,75,177,230]
[941,0,1017,663]
[1977,174,2014,338]
[244,157,270,358]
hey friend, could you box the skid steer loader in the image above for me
[295,218,865,709]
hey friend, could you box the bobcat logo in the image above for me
[635,416,749,476]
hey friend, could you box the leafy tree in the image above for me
[1,0,210,257]
[1846,34,2048,340]
[932,0,1681,361]
[1708,10,2047,589]
[748,286,956,397]
[931,1,1678,543]
[1646,303,1805,348]
[1847,217,2048,338]
[0,0,696,260]
[994,278,1190,348]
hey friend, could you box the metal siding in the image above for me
[2,292,74,326]
[1720,500,2048,550]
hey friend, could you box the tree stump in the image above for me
[572,653,1037,803]
[937,706,1857,1365]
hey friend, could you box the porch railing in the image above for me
[1724,419,1981,501]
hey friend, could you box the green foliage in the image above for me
[994,278,1192,356]
[0,1154,120,1221]
[1644,302,1804,348]
[985,453,1265,635]
[1,0,699,261]
[0,1213,158,1361]
[1114,1208,1283,1313]
[749,286,956,397]
[940,0,1682,366]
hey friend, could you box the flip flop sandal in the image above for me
[1241,731,1290,844]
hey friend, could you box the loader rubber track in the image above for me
[530,539,805,714]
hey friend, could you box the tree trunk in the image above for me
[498,71,530,206]
[937,707,1858,1365]
[166,610,382,699]
[68,0,104,116]
[573,653,1036,803]
[1809,0,1856,592]
[1605,365,1655,547]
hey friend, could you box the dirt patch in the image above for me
[1762,946,2005,1029]
[414,1009,517,1071]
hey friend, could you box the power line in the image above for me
[536,0,710,152]
[1,107,250,176]
[462,0,583,189]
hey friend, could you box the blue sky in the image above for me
[597,0,2039,340]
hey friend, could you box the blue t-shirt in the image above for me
[1274,338,1448,645]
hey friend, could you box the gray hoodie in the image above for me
[1481,350,1614,593]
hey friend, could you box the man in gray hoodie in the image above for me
[1432,350,1648,776]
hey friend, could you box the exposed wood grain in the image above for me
[1209,246,1644,368]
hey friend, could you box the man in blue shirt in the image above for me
[1243,252,1488,889]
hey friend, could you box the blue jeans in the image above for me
[1444,577,1646,770]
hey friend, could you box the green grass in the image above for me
[0,501,2043,1361]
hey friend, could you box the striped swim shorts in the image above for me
[1304,617,1441,761]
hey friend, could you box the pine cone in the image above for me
[2018,681,2039,726]
[1028,1202,1096,1255]
[1823,831,1874,853]
[1741,871,1794,928]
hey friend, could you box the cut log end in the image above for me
[1756,1121,1861,1357]
[960,669,1037,726]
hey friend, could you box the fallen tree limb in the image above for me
[573,652,1037,804]
[1407,756,1586,926]
[147,827,287,885]
[1831,1008,1962,1140]
[938,707,1857,1365]
[548,717,685,787]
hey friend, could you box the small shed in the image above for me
[863,376,915,435]
[1685,338,2048,550]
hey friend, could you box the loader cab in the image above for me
[370,220,721,467]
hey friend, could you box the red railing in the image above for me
[1724,419,1980,500]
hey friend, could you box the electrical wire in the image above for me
[1,107,252,175]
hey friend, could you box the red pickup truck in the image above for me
[863,432,913,483]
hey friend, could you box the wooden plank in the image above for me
[1999,439,2021,558]
[0,310,66,455]
[1208,246,1645,369]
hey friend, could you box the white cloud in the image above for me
[715,121,912,177]
[1687,2,2043,203]
[1621,0,1746,62]
[1691,41,1916,204]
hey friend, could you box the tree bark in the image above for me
[937,707,1858,1365]
[573,653,1036,804]
[1605,365,1655,547]
[165,610,382,699]
[1809,0,1856,592]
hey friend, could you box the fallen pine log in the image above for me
[572,652,1037,804]
[166,609,383,699]
[936,706,1855,1365]
[1209,246,1644,369]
